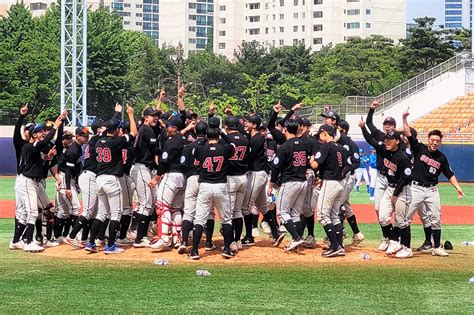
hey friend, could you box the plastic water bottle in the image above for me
[469,277,474,284]
[360,253,371,260]
[196,270,211,277]
[461,241,474,246]
[153,258,169,266]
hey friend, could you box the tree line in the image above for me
[0,3,469,124]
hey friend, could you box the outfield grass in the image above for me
[0,219,473,313]
[1,177,473,206]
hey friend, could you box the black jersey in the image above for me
[264,138,278,173]
[122,147,135,176]
[271,137,309,184]
[194,142,233,184]
[225,132,249,176]
[95,134,134,177]
[180,137,206,178]
[59,141,83,189]
[13,114,28,174]
[83,133,103,173]
[248,132,267,172]
[338,132,361,174]
[156,132,188,176]
[134,124,160,169]
[314,141,350,181]
[408,135,453,185]
[19,128,57,179]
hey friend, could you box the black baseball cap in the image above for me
[321,111,340,122]
[383,116,396,126]
[105,119,122,132]
[316,124,336,137]
[166,116,184,130]
[186,112,198,120]
[75,126,91,136]
[224,116,240,130]
[91,118,105,133]
[208,117,221,128]
[143,107,160,117]
[160,111,173,121]
[338,119,350,132]
[244,114,262,127]
[25,123,34,133]
[121,121,131,132]
[258,124,268,131]
[384,130,401,140]
[195,121,208,135]
[297,117,312,127]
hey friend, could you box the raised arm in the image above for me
[268,103,286,145]
[402,109,411,137]
[359,118,380,149]
[126,105,137,137]
[14,104,28,148]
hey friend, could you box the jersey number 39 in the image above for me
[96,147,112,163]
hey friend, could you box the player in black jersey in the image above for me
[310,124,351,257]
[85,106,137,254]
[267,102,300,145]
[14,112,66,252]
[402,110,464,257]
[360,121,413,258]
[269,119,310,251]
[189,127,235,260]
[177,121,208,254]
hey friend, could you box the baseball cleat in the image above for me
[133,238,150,248]
[350,232,365,246]
[150,238,168,250]
[378,238,390,251]
[302,235,317,249]
[23,242,45,253]
[369,196,375,201]
[84,242,99,253]
[63,236,75,247]
[230,241,239,253]
[260,221,272,235]
[35,235,44,245]
[321,237,330,250]
[236,240,243,250]
[278,225,287,234]
[95,239,105,248]
[177,245,188,255]
[273,233,286,248]
[252,227,260,237]
[241,236,255,247]
[55,236,65,244]
[44,240,61,248]
[432,247,449,257]
[386,240,402,255]
[126,230,137,241]
[416,241,433,252]
[116,238,134,246]
[322,246,344,258]
[395,246,413,258]
[64,237,86,249]
[9,240,24,250]
[205,242,217,251]
[285,239,304,252]
[221,248,234,259]
[104,244,125,254]
[188,250,200,260]
[337,247,346,256]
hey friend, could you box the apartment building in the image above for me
[444,0,472,29]
[214,0,406,59]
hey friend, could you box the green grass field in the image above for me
[0,219,473,313]
[1,177,473,206]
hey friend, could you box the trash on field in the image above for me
[360,253,371,260]
[153,258,169,266]
[461,241,474,246]
[469,277,474,284]
[196,269,211,276]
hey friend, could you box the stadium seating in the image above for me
[411,92,474,141]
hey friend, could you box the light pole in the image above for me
[171,42,184,91]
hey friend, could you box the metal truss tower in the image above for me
[60,0,87,126]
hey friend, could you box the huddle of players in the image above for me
[359,101,464,258]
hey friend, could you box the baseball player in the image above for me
[309,124,351,257]
[85,106,137,254]
[269,119,309,251]
[241,114,280,246]
[177,121,208,254]
[188,126,235,260]
[130,106,161,247]
[355,148,370,193]
[360,122,413,258]
[368,146,377,200]
[15,113,65,252]
[402,111,464,257]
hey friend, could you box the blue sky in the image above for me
[407,0,444,24]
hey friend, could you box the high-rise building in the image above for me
[444,0,472,29]
[214,0,406,60]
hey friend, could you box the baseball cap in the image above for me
[165,116,184,129]
[62,130,74,139]
[143,107,160,117]
[383,116,396,126]
[186,111,198,120]
[121,121,131,132]
[297,117,312,127]
[160,111,173,121]
[338,119,350,132]
[224,116,240,130]
[30,123,45,135]
[75,126,91,136]
[244,114,262,127]
[24,123,35,133]
[91,118,105,133]
[384,129,401,140]
[104,119,122,132]
[321,111,340,122]
[316,124,336,137]
[258,124,268,131]
[208,117,221,128]
[195,121,208,135]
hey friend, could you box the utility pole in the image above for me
[60,0,87,126]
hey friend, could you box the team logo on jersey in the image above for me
[315,152,321,159]
[383,158,397,172]
[273,157,279,165]
[405,148,412,155]
[180,156,186,164]
[354,153,360,159]
[420,154,441,169]
[378,141,383,146]
[343,145,350,151]
[162,152,168,159]
[404,168,412,176]
[150,138,157,143]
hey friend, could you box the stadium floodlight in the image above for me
[60,0,87,127]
